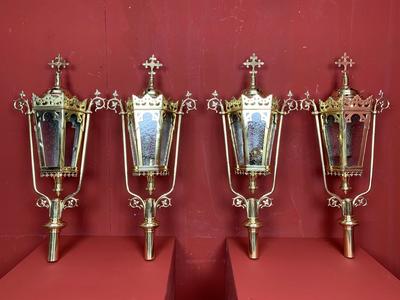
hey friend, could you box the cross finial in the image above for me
[335,52,355,88]
[48,54,69,90]
[49,54,69,72]
[142,54,163,90]
[243,53,264,89]
[335,52,355,73]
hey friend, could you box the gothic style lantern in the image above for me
[207,53,297,259]
[300,53,389,258]
[14,54,104,262]
[107,55,196,260]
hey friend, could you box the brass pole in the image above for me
[340,198,358,258]
[45,199,64,262]
[140,199,159,261]
[244,198,262,259]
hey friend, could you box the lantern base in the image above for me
[141,220,159,261]
[340,199,358,259]
[45,221,65,263]
[140,198,159,261]
[242,198,263,259]
[243,222,262,259]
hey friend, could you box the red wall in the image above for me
[0,1,399,299]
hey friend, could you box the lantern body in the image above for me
[126,92,178,176]
[319,95,372,177]
[32,90,87,177]
[226,92,279,175]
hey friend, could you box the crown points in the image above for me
[335,52,355,73]
[212,90,219,98]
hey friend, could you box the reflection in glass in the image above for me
[247,112,266,166]
[64,114,82,168]
[323,114,341,166]
[35,111,61,168]
[230,113,245,165]
[159,111,175,166]
[265,112,276,166]
[138,112,159,166]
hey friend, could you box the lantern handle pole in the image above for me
[353,92,389,203]
[156,92,196,204]
[105,92,145,202]
[14,92,51,205]
[299,93,341,202]
[262,92,297,197]
[62,91,105,205]
[207,91,246,201]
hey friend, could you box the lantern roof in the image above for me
[127,55,178,113]
[32,54,87,112]
[226,53,279,113]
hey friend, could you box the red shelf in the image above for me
[226,238,400,300]
[0,236,175,300]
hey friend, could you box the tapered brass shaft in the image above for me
[244,198,262,259]
[45,199,65,262]
[340,198,358,258]
[141,199,159,261]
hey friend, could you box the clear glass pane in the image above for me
[323,114,341,166]
[64,114,82,168]
[35,111,61,168]
[159,111,175,166]
[345,114,366,167]
[127,115,139,166]
[247,112,266,165]
[265,112,277,166]
[229,113,244,165]
[138,111,159,167]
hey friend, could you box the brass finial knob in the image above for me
[243,53,264,90]
[48,54,69,90]
[142,54,163,91]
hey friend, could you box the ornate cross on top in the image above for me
[243,53,264,89]
[142,54,163,90]
[335,52,355,74]
[48,54,69,90]
[49,54,69,72]
[335,52,355,88]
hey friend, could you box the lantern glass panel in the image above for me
[64,114,83,168]
[159,111,175,166]
[127,115,139,166]
[247,112,266,166]
[229,112,245,165]
[345,114,367,167]
[265,112,277,166]
[323,114,341,166]
[137,111,159,167]
[35,110,62,169]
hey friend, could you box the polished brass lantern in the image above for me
[300,53,389,258]
[13,54,104,262]
[207,53,297,259]
[107,54,196,260]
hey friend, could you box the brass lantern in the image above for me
[13,54,104,262]
[207,53,297,259]
[107,54,196,260]
[300,53,389,258]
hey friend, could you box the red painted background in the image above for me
[0,0,399,299]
